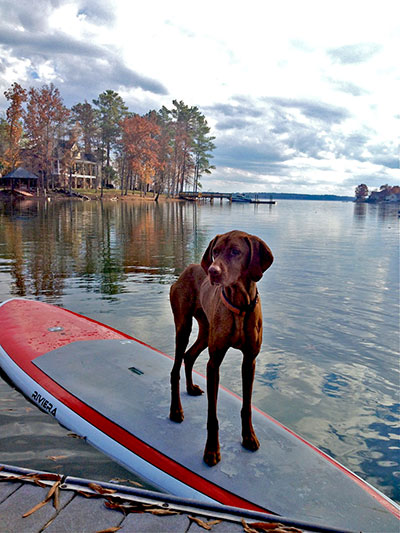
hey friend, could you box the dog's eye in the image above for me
[212,250,220,259]
[231,249,241,256]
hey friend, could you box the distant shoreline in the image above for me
[0,188,364,203]
[239,192,355,202]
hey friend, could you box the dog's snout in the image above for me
[208,264,221,276]
[208,264,222,284]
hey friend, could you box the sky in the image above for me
[0,0,398,195]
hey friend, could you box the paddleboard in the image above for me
[0,298,399,531]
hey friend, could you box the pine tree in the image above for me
[93,90,128,193]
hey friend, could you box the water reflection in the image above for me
[0,199,398,502]
[0,200,210,301]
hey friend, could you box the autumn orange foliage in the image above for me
[121,114,161,190]
[2,82,27,173]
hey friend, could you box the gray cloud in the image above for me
[208,96,338,174]
[209,92,398,180]
[368,143,399,169]
[266,97,350,124]
[0,1,167,107]
[0,24,106,59]
[77,0,116,25]
[327,43,381,64]
[215,118,252,131]
[206,102,263,119]
[213,135,292,175]
[2,0,114,30]
[1,0,61,32]
[330,79,369,97]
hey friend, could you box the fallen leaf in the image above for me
[78,490,97,498]
[250,523,285,531]
[47,480,61,510]
[242,519,259,533]
[23,499,49,517]
[67,432,85,439]
[88,482,117,495]
[53,484,59,510]
[188,516,221,530]
[95,528,121,533]
[248,522,303,533]
[147,508,179,516]
[47,455,69,462]
[22,479,62,517]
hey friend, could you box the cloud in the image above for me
[0,1,167,107]
[2,0,114,30]
[214,138,291,173]
[77,0,116,25]
[327,43,381,64]
[266,97,350,124]
[207,89,398,194]
[207,102,263,119]
[368,144,399,169]
[329,79,369,97]
[1,0,60,32]
[0,23,167,95]
[215,118,252,131]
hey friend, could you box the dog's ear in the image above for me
[246,236,273,281]
[201,235,219,274]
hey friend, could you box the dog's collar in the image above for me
[220,289,259,317]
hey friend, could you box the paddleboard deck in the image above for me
[0,298,399,531]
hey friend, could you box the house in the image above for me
[54,141,101,189]
[368,186,400,203]
[385,193,400,203]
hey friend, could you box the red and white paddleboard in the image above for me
[0,298,399,531]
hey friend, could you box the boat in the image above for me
[231,193,252,203]
[0,298,399,531]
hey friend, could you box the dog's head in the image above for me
[201,230,273,286]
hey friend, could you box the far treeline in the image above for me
[0,82,216,196]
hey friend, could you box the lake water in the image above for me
[0,198,398,502]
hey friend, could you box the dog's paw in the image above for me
[203,448,221,467]
[187,384,204,396]
[169,408,184,423]
[242,433,260,451]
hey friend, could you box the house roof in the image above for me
[2,167,39,180]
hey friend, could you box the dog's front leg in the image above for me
[241,354,260,451]
[170,354,184,422]
[203,348,227,466]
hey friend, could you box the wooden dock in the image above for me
[178,192,276,204]
[0,464,347,533]
[179,192,233,203]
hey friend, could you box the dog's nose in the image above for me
[208,265,221,280]
[208,264,221,275]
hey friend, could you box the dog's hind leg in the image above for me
[169,315,192,422]
[184,310,209,396]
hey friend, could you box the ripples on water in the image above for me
[0,198,398,502]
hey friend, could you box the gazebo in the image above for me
[1,167,39,192]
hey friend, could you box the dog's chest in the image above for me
[231,313,262,350]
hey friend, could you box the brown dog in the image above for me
[169,230,273,466]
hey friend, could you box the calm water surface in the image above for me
[0,198,398,501]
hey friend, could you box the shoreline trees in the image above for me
[0,83,216,196]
